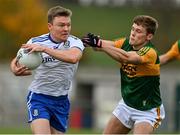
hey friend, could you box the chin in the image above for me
[62,35,69,40]
[129,40,134,45]
[60,37,68,42]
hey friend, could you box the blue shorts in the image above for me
[26,91,70,133]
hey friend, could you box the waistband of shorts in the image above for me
[29,91,68,100]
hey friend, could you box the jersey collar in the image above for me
[48,34,62,44]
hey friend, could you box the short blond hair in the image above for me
[47,6,72,23]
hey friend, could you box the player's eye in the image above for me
[58,24,65,27]
[131,27,135,31]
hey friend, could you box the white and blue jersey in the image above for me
[27,33,84,96]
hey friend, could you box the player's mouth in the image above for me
[61,33,69,37]
[130,37,135,41]
[130,37,135,42]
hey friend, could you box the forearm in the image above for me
[160,54,172,65]
[43,47,82,64]
[104,50,127,63]
[21,44,82,64]
[99,40,141,64]
[100,41,128,63]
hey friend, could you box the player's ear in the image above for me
[147,33,153,41]
[48,23,53,31]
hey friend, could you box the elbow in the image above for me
[68,57,80,64]
[71,59,79,64]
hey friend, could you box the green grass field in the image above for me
[0,127,179,134]
[0,127,101,134]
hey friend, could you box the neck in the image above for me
[48,34,62,44]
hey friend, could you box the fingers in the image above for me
[21,44,31,49]
[21,44,33,53]
[82,38,90,44]
[20,70,32,76]
[21,44,45,53]
[81,35,91,47]
[14,66,32,76]
[81,33,102,48]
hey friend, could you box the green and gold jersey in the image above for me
[114,38,162,111]
[166,40,180,60]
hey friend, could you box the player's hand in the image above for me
[81,33,102,48]
[21,44,45,53]
[11,58,32,76]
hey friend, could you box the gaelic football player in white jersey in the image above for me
[10,6,84,134]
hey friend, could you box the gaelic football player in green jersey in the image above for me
[82,15,165,134]
[160,40,180,65]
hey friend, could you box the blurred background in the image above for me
[0,0,180,134]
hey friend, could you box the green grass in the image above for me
[0,127,101,134]
[0,127,179,134]
[0,127,31,134]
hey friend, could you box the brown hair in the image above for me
[133,15,158,35]
[47,6,72,23]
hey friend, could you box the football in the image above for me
[16,48,42,70]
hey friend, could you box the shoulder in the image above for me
[68,35,84,51]
[28,34,49,43]
[138,42,158,56]
[68,35,83,44]
[138,46,151,56]
[68,35,81,42]
[138,45,159,64]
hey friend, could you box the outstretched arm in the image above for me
[82,33,141,64]
[159,54,170,65]
[100,40,141,64]
[160,41,180,65]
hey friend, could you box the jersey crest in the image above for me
[63,41,70,48]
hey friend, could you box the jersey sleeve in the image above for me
[137,47,157,64]
[70,37,85,51]
[166,41,180,59]
[114,38,126,48]
[26,38,33,44]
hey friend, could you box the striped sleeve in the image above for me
[138,47,157,64]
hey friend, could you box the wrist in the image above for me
[100,40,104,48]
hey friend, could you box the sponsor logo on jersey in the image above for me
[42,56,56,63]
[122,63,137,76]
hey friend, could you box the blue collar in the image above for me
[48,34,62,44]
